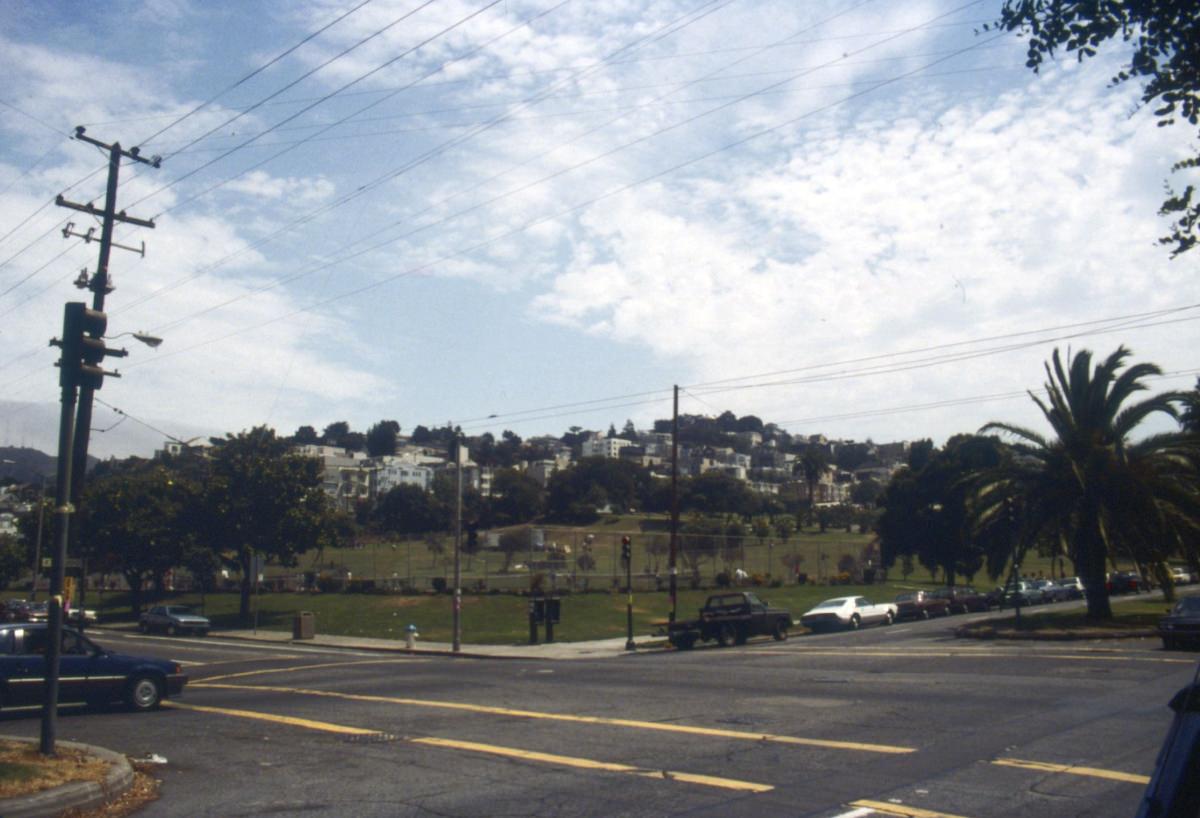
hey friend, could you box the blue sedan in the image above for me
[0,623,187,713]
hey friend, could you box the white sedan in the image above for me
[800,596,897,631]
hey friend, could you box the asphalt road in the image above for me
[2,619,1196,818]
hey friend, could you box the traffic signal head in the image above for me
[621,535,631,562]
[53,302,126,390]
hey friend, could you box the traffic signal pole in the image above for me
[58,130,156,639]
[39,129,157,756]
[40,307,80,756]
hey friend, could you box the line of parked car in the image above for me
[2,599,97,625]
[798,578,1099,633]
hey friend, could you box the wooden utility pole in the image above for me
[669,384,679,624]
[41,128,157,756]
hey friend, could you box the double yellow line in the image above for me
[163,700,771,793]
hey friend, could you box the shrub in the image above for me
[715,571,732,588]
[431,577,447,593]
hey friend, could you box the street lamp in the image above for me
[105,330,163,348]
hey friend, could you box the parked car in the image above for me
[3,600,33,622]
[800,596,897,631]
[1001,581,1045,607]
[1159,596,1200,650]
[893,591,950,621]
[66,607,99,626]
[1168,566,1196,586]
[26,602,48,622]
[931,586,992,613]
[1030,579,1071,603]
[139,605,210,636]
[1107,571,1150,594]
[0,622,187,712]
[1057,577,1086,599]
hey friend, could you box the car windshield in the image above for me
[1172,598,1200,614]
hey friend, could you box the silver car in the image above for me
[138,605,210,636]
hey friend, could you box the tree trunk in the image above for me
[1075,525,1113,620]
[239,547,253,623]
[125,572,144,618]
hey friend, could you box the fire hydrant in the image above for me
[405,623,418,650]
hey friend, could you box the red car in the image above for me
[1107,572,1150,594]
[931,586,992,613]
[894,591,951,620]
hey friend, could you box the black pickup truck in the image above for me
[667,591,792,649]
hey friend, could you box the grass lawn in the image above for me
[83,578,956,645]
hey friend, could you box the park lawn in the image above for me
[997,595,1172,632]
[84,579,954,645]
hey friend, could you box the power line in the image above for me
[76,14,1001,131]
[112,0,730,319]
[131,1,984,338]
[125,0,444,210]
[133,0,377,148]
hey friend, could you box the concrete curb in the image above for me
[0,736,134,818]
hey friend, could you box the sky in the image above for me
[1,0,1197,460]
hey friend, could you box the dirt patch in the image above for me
[0,739,110,798]
[63,769,160,818]
[0,740,160,818]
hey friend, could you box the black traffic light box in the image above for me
[54,302,126,390]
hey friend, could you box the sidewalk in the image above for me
[102,622,669,660]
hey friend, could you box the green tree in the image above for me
[878,436,1003,587]
[373,484,443,535]
[489,469,544,526]
[977,347,1196,618]
[680,471,759,517]
[795,447,830,525]
[0,534,25,589]
[293,425,319,444]
[366,420,401,457]
[994,1,1200,256]
[322,421,350,444]
[206,427,339,622]
[81,461,197,616]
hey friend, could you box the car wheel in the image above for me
[920,608,930,620]
[717,623,736,647]
[772,621,788,641]
[883,611,894,626]
[166,623,178,636]
[848,614,861,630]
[125,675,163,711]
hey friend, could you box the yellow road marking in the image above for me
[849,799,973,818]
[162,700,379,735]
[201,658,422,683]
[992,758,1150,784]
[163,701,770,792]
[191,681,914,754]
[411,737,773,792]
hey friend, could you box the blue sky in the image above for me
[1,0,1197,458]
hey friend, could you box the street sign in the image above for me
[40,558,82,569]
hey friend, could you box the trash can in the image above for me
[293,611,315,639]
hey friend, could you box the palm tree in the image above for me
[794,447,830,527]
[976,346,1196,619]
